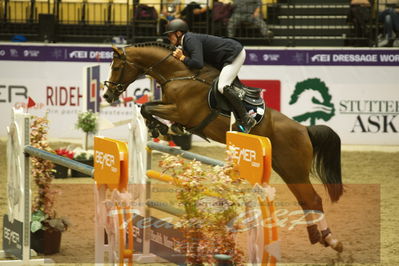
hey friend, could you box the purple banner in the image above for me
[245,49,399,66]
[0,44,113,62]
[1,44,399,66]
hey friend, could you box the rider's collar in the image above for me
[180,34,185,47]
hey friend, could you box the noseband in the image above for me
[104,47,173,93]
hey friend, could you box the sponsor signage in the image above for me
[245,49,399,66]
[0,43,397,144]
[2,215,23,259]
[84,65,101,113]
[0,44,113,62]
[226,131,272,184]
[339,99,399,134]
[133,214,144,253]
[1,44,398,66]
[149,216,185,265]
[284,75,399,144]
[0,60,152,139]
[94,136,129,190]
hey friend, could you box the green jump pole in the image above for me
[24,146,94,177]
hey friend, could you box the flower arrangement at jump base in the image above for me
[71,147,94,177]
[72,147,94,161]
[159,150,260,264]
[54,148,74,159]
[52,147,74,178]
[75,110,98,150]
[30,115,69,254]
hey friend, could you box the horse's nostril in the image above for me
[103,94,108,99]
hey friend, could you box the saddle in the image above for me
[186,77,266,140]
[208,77,265,120]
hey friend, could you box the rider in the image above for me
[164,18,256,133]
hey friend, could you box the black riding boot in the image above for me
[223,85,256,133]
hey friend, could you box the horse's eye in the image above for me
[112,67,120,71]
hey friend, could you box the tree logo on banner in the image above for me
[289,78,335,125]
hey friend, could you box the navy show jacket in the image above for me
[181,32,243,70]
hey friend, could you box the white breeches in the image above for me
[217,49,246,93]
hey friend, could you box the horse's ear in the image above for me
[112,46,122,56]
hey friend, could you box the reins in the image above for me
[105,46,212,91]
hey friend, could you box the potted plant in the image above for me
[30,115,70,254]
[31,210,69,254]
[70,147,94,177]
[75,110,98,150]
[53,148,74,178]
[171,133,192,150]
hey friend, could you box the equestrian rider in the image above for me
[164,18,256,133]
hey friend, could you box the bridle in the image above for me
[104,47,173,93]
[104,46,212,94]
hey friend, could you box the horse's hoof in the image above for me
[158,124,169,135]
[332,241,343,253]
[146,120,154,128]
[171,123,185,135]
[150,128,159,138]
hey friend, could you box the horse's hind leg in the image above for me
[285,182,343,252]
[272,128,343,252]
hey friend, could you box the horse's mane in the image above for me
[127,41,174,51]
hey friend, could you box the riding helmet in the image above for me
[164,19,189,34]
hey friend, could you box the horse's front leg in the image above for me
[140,101,181,138]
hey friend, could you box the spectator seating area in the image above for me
[0,0,395,47]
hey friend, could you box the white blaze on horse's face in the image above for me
[107,60,114,82]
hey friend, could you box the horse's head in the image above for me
[103,46,143,104]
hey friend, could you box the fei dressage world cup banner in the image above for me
[0,43,398,145]
[242,48,399,145]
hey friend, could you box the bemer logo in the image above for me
[230,145,260,167]
[95,151,116,172]
[3,227,20,246]
[311,54,331,62]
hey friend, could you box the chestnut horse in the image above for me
[103,42,344,252]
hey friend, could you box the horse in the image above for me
[103,42,344,253]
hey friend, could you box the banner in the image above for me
[0,60,152,139]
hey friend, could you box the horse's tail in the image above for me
[307,125,343,202]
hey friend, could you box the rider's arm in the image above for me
[182,35,204,69]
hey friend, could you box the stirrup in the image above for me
[237,116,256,134]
